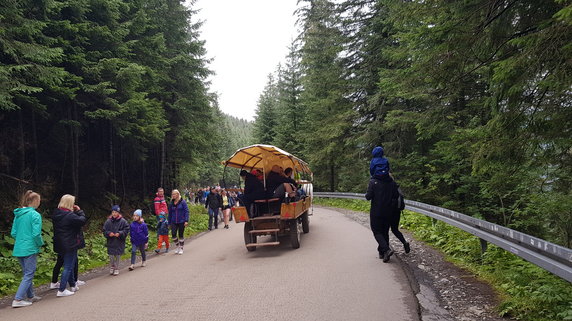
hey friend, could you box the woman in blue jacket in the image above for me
[168,189,189,255]
[11,190,44,308]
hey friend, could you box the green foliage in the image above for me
[316,198,572,321]
[251,0,572,251]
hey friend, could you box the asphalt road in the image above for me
[0,207,419,321]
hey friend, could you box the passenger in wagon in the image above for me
[239,170,266,215]
[266,165,296,200]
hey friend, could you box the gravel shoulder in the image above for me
[319,205,511,321]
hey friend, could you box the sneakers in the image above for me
[110,267,115,275]
[76,280,86,286]
[174,247,181,254]
[49,282,60,289]
[154,249,160,254]
[178,248,184,255]
[224,225,229,229]
[404,242,411,254]
[141,261,146,267]
[70,286,79,292]
[28,296,42,302]
[12,300,32,308]
[382,249,395,263]
[56,289,75,297]
[113,269,119,276]
[165,248,169,253]
[129,264,134,271]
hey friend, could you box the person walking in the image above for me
[205,187,222,230]
[220,189,234,229]
[168,189,189,255]
[365,174,399,262]
[51,194,87,297]
[129,209,148,270]
[154,187,168,218]
[154,213,170,253]
[10,190,44,308]
[103,205,129,275]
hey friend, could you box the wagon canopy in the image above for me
[222,144,312,176]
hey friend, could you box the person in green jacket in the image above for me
[10,190,44,308]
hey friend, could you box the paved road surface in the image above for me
[1,207,418,321]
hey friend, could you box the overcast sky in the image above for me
[194,0,300,121]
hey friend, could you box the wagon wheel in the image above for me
[301,211,310,234]
[244,222,256,252]
[290,219,300,249]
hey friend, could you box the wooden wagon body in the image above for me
[223,145,313,250]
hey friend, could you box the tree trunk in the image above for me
[71,103,79,196]
[160,137,165,188]
[18,109,25,180]
[329,157,335,192]
[120,143,126,203]
[31,110,38,178]
[110,122,116,196]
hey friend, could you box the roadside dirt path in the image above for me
[0,207,418,321]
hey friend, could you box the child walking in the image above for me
[154,213,170,253]
[129,209,148,270]
[103,205,129,276]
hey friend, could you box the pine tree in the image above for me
[253,74,279,145]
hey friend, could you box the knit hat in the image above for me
[111,205,120,212]
[133,209,142,217]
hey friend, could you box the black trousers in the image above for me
[370,214,391,255]
[389,211,407,245]
[171,223,186,247]
[51,253,78,283]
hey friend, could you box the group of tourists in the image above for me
[9,186,196,308]
[8,146,406,309]
[10,191,87,307]
[366,146,411,262]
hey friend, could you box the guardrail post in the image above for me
[479,238,488,254]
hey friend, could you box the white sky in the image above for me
[194,0,300,121]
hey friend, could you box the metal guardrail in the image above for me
[314,192,572,283]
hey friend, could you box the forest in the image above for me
[0,0,253,233]
[253,0,572,249]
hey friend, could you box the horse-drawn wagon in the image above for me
[223,145,313,251]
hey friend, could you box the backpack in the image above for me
[392,183,406,211]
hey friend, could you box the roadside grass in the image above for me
[0,204,209,297]
[314,198,572,321]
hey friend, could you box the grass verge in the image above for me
[315,198,572,321]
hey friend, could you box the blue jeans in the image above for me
[59,250,77,291]
[208,207,219,229]
[15,254,38,300]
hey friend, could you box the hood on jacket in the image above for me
[14,207,37,218]
[372,146,384,158]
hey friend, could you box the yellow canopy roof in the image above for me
[223,144,312,176]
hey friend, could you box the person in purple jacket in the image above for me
[168,189,189,255]
[129,209,148,270]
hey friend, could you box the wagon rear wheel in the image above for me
[290,219,300,249]
[301,211,310,234]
